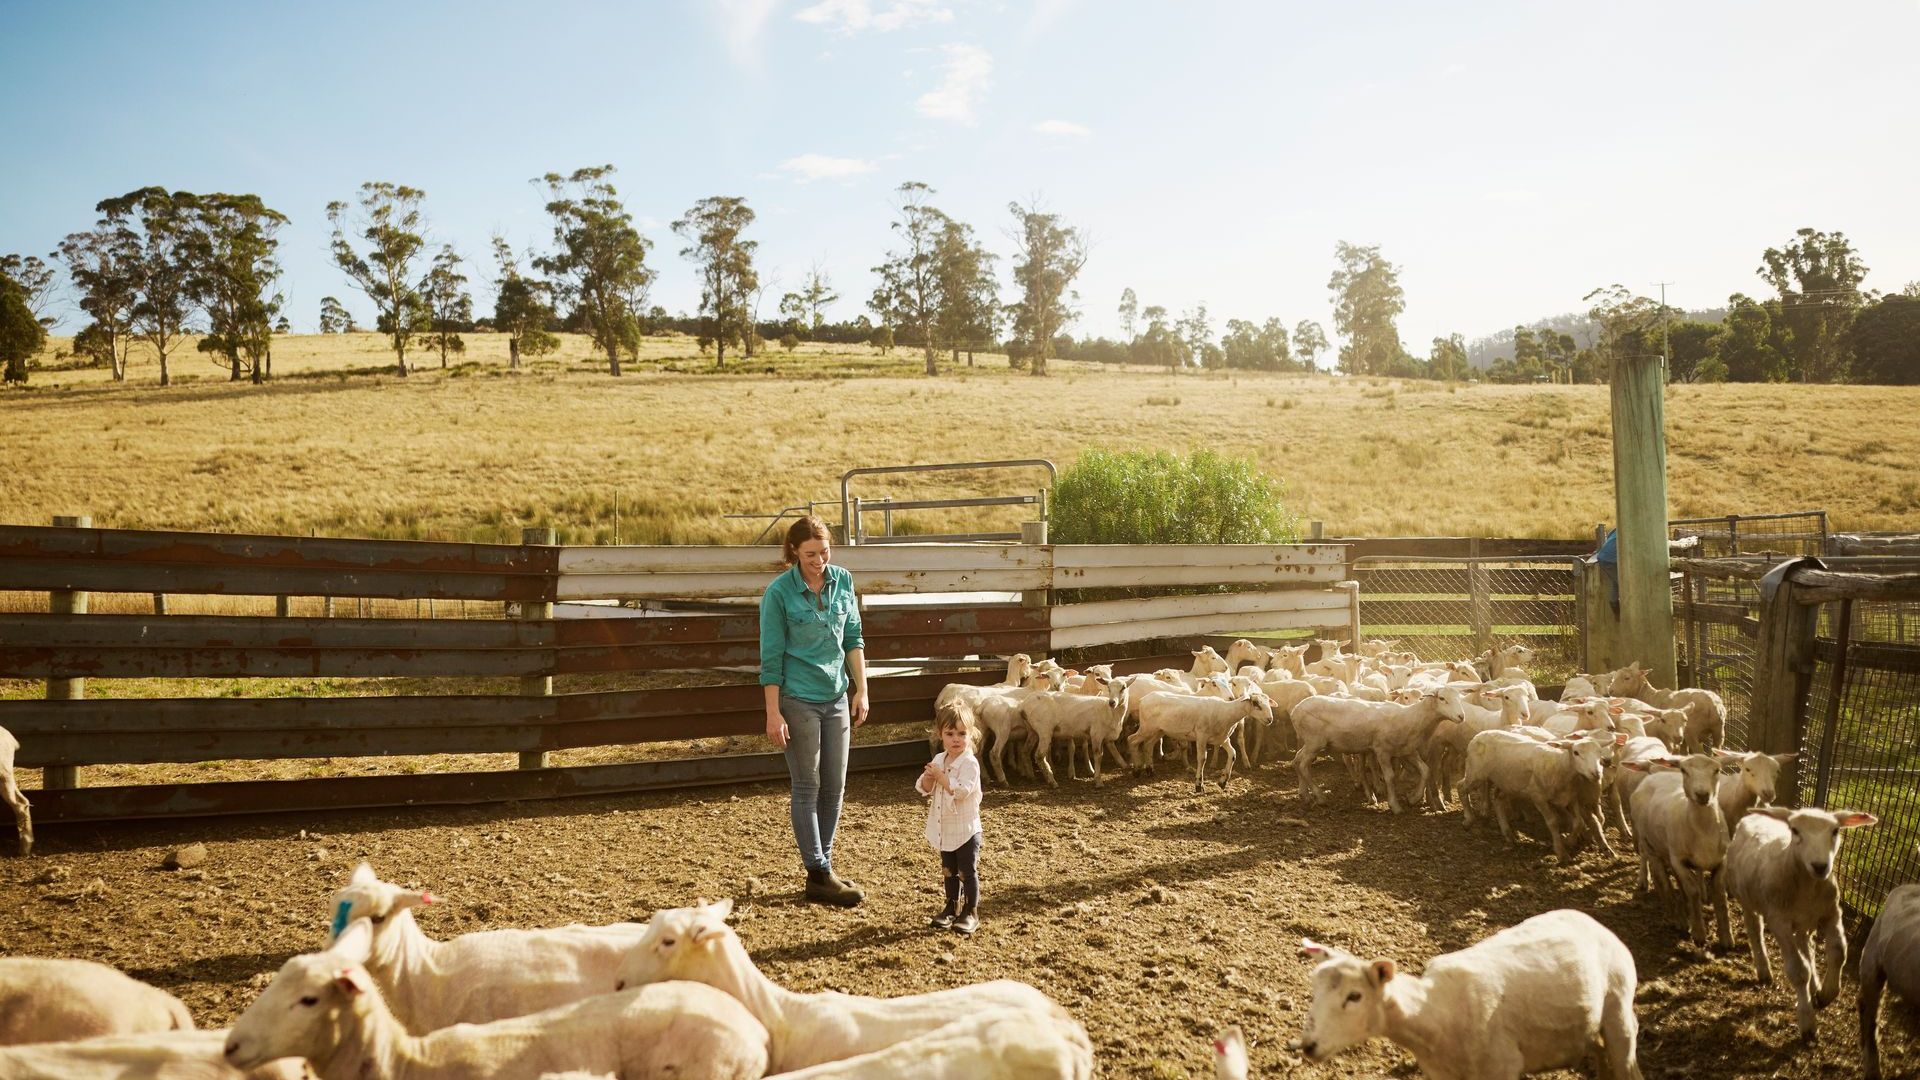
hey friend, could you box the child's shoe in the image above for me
[928,907,956,930]
[952,906,979,935]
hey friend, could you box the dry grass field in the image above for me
[6,330,1918,546]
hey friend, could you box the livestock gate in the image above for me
[0,522,1356,829]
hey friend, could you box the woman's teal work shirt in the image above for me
[758,563,864,704]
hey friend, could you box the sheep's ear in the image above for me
[1772,752,1798,765]
[690,920,728,947]
[349,861,377,886]
[1299,937,1329,958]
[1755,805,1795,822]
[1614,732,1630,746]
[330,918,373,965]
[701,896,735,921]
[1620,760,1649,773]
[1649,757,1681,772]
[1368,958,1396,985]
[1834,810,1878,829]
[334,966,372,997]
[399,889,433,910]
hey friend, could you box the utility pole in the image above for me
[1655,281,1673,380]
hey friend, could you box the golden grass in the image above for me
[9,330,1920,547]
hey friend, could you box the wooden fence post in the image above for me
[1611,353,1677,686]
[1750,562,1819,802]
[1467,536,1491,655]
[45,514,91,790]
[518,526,558,770]
[276,596,292,618]
[1021,521,1050,659]
[1343,580,1362,648]
[152,593,167,615]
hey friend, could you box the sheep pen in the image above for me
[2,763,1915,1079]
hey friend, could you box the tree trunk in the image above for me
[605,335,621,377]
[924,340,937,376]
[967,349,975,367]
[158,345,170,387]
[509,335,521,369]
[230,352,241,381]
[1032,349,1048,376]
[251,349,264,384]
[440,340,448,368]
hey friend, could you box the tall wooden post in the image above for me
[518,526,557,770]
[1021,520,1050,661]
[1610,354,1677,686]
[1750,562,1819,802]
[45,515,91,790]
[1467,536,1491,655]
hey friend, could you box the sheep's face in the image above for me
[1192,646,1228,676]
[1273,645,1311,670]
[227,921,373,1071]
[614,898,735,993]
[1248,693,1275,725]
[327,862,431,947]
[1674,754,1722,806]
[1005,654,1032,685]
[1557,738,1608,783]
[1501,644,1537,668]
[1295,939,1390,1062]
[1312,639,1342,660]
[1757,806,1877,880]
[1732,752,1795,806]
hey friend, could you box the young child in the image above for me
[916,701,984,934]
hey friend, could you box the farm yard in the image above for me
[2,753,1916,1079]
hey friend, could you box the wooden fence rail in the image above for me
[0,523,1361,825]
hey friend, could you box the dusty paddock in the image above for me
[3,758,1916,1079]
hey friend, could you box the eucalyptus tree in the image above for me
[58,221,142,380]
[536,165,652,375]
[870,181,946,375]
[327,182,430,377]
[98,188,198,387]
[419,245,472,368]
[674,196,758,367]
[1006,200,1088,377]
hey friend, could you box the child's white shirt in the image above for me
[915,748,982,853]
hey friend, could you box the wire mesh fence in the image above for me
[1801,589,1920,918]
[1673,560,1768,750]
[1668,510,1828,559]
[1350,556,1580,679]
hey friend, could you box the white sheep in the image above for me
[325,861,650,1032]
[1264,643,1312,678]
[611,898,1068,1072]
[752,1011,1094,1079]
[1715,750,1795,837]
[1213,1024,1247,1080]
[1303,639,1359,682]
[0,1030,313,1080]
[1355,638,1403,659]
[1,724,30,856]
[1130,691,1275,791]
[1425,684,1530,810]
[1223,638,1277,674]
[1475,643,1536,681]
[1609,667,1726,752]
[1292,909,1643,1079]
[0,956,196,1045]
[1019,681,1129,787]
[224,919,769,1080]
[934,656,1040,757]
[973,670,1066,785]
[1860,866,1920,1080]
[1726,805,1878,1039]
[1459,730,1615,861]
[1289,691,1458,814]
[1537,698,1624,739]
[1623,753,1734,949]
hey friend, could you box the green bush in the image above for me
[1050,448,1299,545]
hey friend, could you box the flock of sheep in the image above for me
[1,634,1917,1078]
[933,637,1920,1078]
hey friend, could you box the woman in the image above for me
[759,516,869,906]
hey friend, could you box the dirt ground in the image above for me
[3,755,1916,1079]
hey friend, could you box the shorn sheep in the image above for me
[0,956,197,1045]
[749,1012,1094,1079]
[1292,909,1643,1080]
[611,898,1073,1073]
[1725,805,1877,1039]
[1860,857,1920,1080]
[1129,691,1275,792]
[0,1030,314,1080]
[2,724,31,856]
[1625,753,1734,950]
[224,919,770,1080]
[326,861,650,1031]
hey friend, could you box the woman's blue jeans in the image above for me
[780,693,850,873]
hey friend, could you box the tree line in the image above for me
[0,172,1092,384]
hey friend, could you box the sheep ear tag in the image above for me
[330,898,353,941]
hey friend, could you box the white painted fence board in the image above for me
[1056,564,1347,589]
[558,568,1051,600]
[1052,544,1346,569]
[560,544,1049,576]
[1052,588,1349,629]
[1051,606,1351,650]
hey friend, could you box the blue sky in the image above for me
[3,0,1916,348]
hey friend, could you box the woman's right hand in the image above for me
[766,712,790,749]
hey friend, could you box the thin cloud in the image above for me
[1032,119,1091,138]
[777,153,880,182]
[795,0,954,33]
[716,0,783,65]
[916,43,992,124]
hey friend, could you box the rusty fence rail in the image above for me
[0,523,1355,826]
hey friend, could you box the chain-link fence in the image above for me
[1673,559,1768,750]
[1797,571,1920,919]
[1351,556,1580,680]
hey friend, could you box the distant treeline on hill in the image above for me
[5,175,1916,387]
